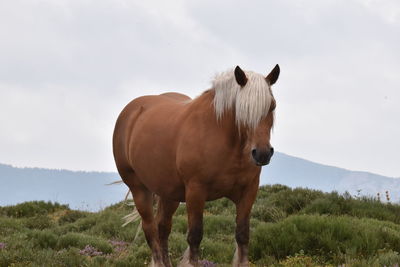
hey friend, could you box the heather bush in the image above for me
[267,187,325,215]
[25,214,54,230]
[250,214,400,263]
[57,232,113,253]
[59,210,88,224]
[203,215,235,236]
[251,185,324,223]
[0,201,68,218]
[172,215,188,234]
[0,217,25,235]
[28,229,58,249]
[204,197,235,216]
[303,192,400,224]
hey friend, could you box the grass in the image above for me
[0,185,400,266]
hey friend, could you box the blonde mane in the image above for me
[212,68,273,129]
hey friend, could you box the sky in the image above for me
[0,0,399,177]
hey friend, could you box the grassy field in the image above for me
[1,184,400,266]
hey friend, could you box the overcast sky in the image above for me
[0,0,399,177]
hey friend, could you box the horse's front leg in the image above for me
[232,181,259,267]
[178,185,205,267]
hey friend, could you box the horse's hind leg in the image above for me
[156,197,180,267]
[124,173,165,267]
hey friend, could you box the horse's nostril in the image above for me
[252,149,257,157]
[270,147,274,156]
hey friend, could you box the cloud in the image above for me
[355,0,400,24]
[0,0,399,176]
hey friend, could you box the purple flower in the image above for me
[79,245,103,256]
[109,240,129,253]
[109,240,129,247]
[0,243,6,249]
[199,259,217,267]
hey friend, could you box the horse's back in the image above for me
[160,92,191,102]
[113,92,191,197]
[113,92,190,158]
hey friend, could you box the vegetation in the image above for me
[1,185,400,266]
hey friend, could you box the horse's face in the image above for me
[247,99,276,166]
[234,65,279,166]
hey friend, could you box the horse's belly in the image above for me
[131,144,184,201]
[128,106,186,201]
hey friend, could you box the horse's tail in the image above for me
[119,188,143,243]
[120,189,159,226]
[121,189,140,226]
[121,189,143,244]
[118,187,159,243]
[106,181,142,242]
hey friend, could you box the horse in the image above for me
[113,65,280,267]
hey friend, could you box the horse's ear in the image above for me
[234,66,247,87]
[266,64,280,85]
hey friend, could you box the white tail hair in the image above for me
[107,180,142,242]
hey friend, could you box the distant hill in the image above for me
[262,152,400,202]
[0,163,126,211]
[1,152,399,210]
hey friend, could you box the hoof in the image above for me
[149,258,166,267]
[232,244,249,267]
[232,263,250,267]
[177,248,197,267]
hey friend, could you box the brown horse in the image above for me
[113,65,280,267]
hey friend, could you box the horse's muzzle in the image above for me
[252,147,274,166]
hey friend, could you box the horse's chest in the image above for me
[200,168,260,200]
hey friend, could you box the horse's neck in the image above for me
[188,89,243,144]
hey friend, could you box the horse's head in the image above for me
[235,65,280,166]
[213,64,280,166]
[237,65,280,166]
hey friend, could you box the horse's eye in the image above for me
[270,100,276,112]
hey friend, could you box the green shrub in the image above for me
[25,215,54,230]
[128,244,152,266]
[201,237,235,263]
[0,217,25,235]
[0,244,36,266]
[250,214,400,263]
[268,187,325,215]
[251,186,324,224]
[279,250,317,267]
[168,232,187,266]
[203,215,235,236]
[172,215,188,234]
[376,250,400,266]
[303,192,400,224]
[204,198,235,216]
[52,248,89,267]
[252,205,287,222]
[0,201,68,218]
[57,232,112,253]
[28,229,58,249]
[58,210,88,225]
[174,203,187,216]
[71,214,99,232]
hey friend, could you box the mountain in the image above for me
[0,163,126,211]
[1,152,399,211]
[262,152,400,202]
